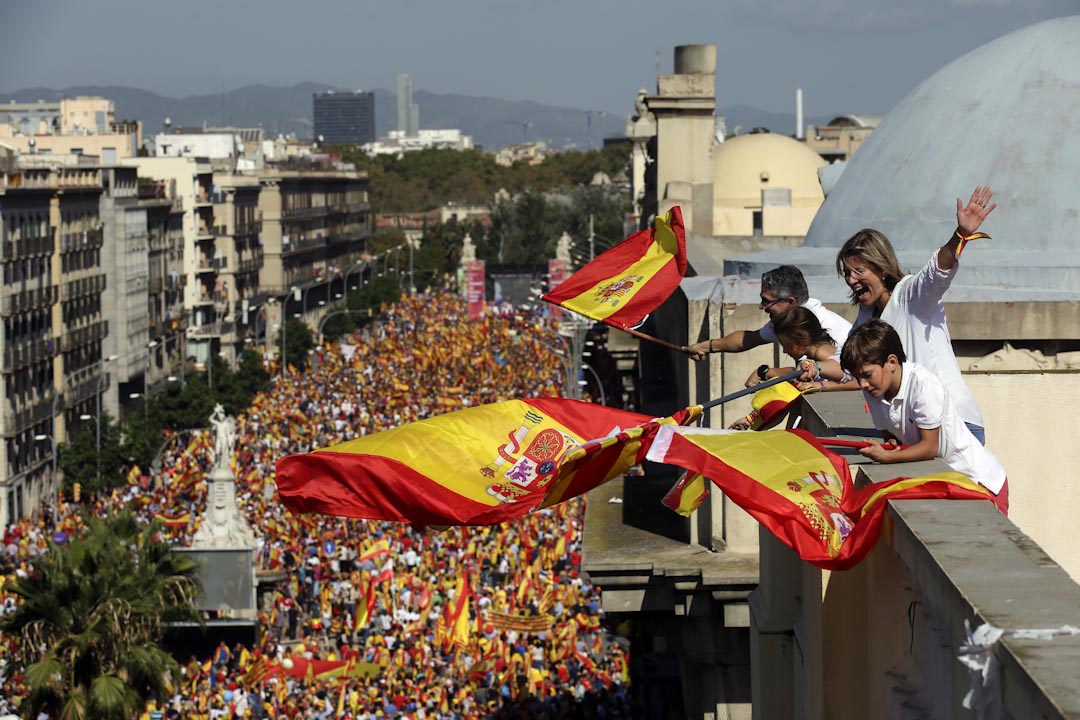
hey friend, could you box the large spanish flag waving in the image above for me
[647,425,994,570]
[276,397,668,526]
[541,207,686,330]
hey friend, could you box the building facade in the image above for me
[0,163,107,528]
[313,92,376,147]
[396,74,419,137]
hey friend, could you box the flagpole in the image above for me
[614,324,695,354]
[815,438,906,451]
[700,369,803,410]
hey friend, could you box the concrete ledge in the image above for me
[887,498,1080,719]
[801,390,1080,719]
[582,473,758,618]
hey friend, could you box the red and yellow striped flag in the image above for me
[749,380,804,430]
[276,398,660,526]
[661,472,709,517]
[541,207,686,330]
[539,405,701,510]
[646,425,993,570]
[358,538,390,565]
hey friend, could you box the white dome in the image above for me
[805,15,1080,256]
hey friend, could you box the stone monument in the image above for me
[556,232,573,263]
[460,233,476,264]
[193,404,256,548]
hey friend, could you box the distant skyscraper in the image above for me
[313,91,375,146]
[396,74,419,137]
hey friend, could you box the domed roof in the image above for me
[721,16,1080,302]
[804,15,1080,256]
[713,131,826,206]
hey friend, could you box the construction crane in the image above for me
[505,120,533,143]
[585,111,606,150]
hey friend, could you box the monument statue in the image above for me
[461,233,476,263]
[556,232,573,263]
[209,403,236,469]
[193,405,255,549]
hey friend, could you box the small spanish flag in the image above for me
[541,207,686,330]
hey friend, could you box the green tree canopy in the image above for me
[1,511,202,720]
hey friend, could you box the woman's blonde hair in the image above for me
[835,229,905,304]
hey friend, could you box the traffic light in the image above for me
[72,482,81,503]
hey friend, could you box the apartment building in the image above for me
[140,177,186,393]
[0,96,140,161]
[0,162,107,527]
[255,169,370,344]
[123,156,219,367]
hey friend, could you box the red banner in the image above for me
[547,258,568,320]
[466,260,485,321]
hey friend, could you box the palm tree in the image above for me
[1,511,203,720]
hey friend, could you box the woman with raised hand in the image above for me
[835,185,996,443]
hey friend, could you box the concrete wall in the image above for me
[751,392,1080,720]
[965,372,1080,582]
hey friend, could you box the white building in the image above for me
[361,129,473,157]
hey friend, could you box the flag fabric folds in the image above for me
[661,472,710,517]
[646,425,993,570]
[539,405,701,510]
[276,397,661,526]
[747,380,805,430]
[540,207,687,330]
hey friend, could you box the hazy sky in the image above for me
[1,0,1074,117]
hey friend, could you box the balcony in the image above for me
[147,231,173,252]
[282,235,327,257]
[282,206,328,220]
[59,228,103,255]
[1,232,53,260]
[1,393,58,438]
[60,274,106,302]
[188,321,234,338]
[59,320,108,353]
[67,369,108,408]
[2,336,57,372]
[1,285,58,316]
[235,220,262,237]
[236,253,262,276]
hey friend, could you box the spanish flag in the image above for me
[661,471,709,517]
[154,512,192,528]
[749,380,804,430]
[358,538,390,564]
[541,207,686,330]
[646,425,993,570]
[276,397,660,526]
[539,405,701,510]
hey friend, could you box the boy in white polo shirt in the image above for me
[840,319,1008,514]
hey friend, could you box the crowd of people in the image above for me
[1,289,636,719]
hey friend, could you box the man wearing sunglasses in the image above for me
[686,265,851,364]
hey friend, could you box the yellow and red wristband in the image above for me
[954,230,990,257]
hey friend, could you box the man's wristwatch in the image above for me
[757,364,769,381]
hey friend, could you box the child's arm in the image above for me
[860,426,939,464]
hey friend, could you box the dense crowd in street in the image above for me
[0,289,637,719]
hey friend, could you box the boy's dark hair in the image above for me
[840,319,907,371]
[772,306,835,348]
[760,265,809,304]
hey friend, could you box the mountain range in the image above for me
[2,83,830,151]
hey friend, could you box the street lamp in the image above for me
[33,434,57,495]
[79,413,101,483]
[130,392,147,421]
[580,363,606,406]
